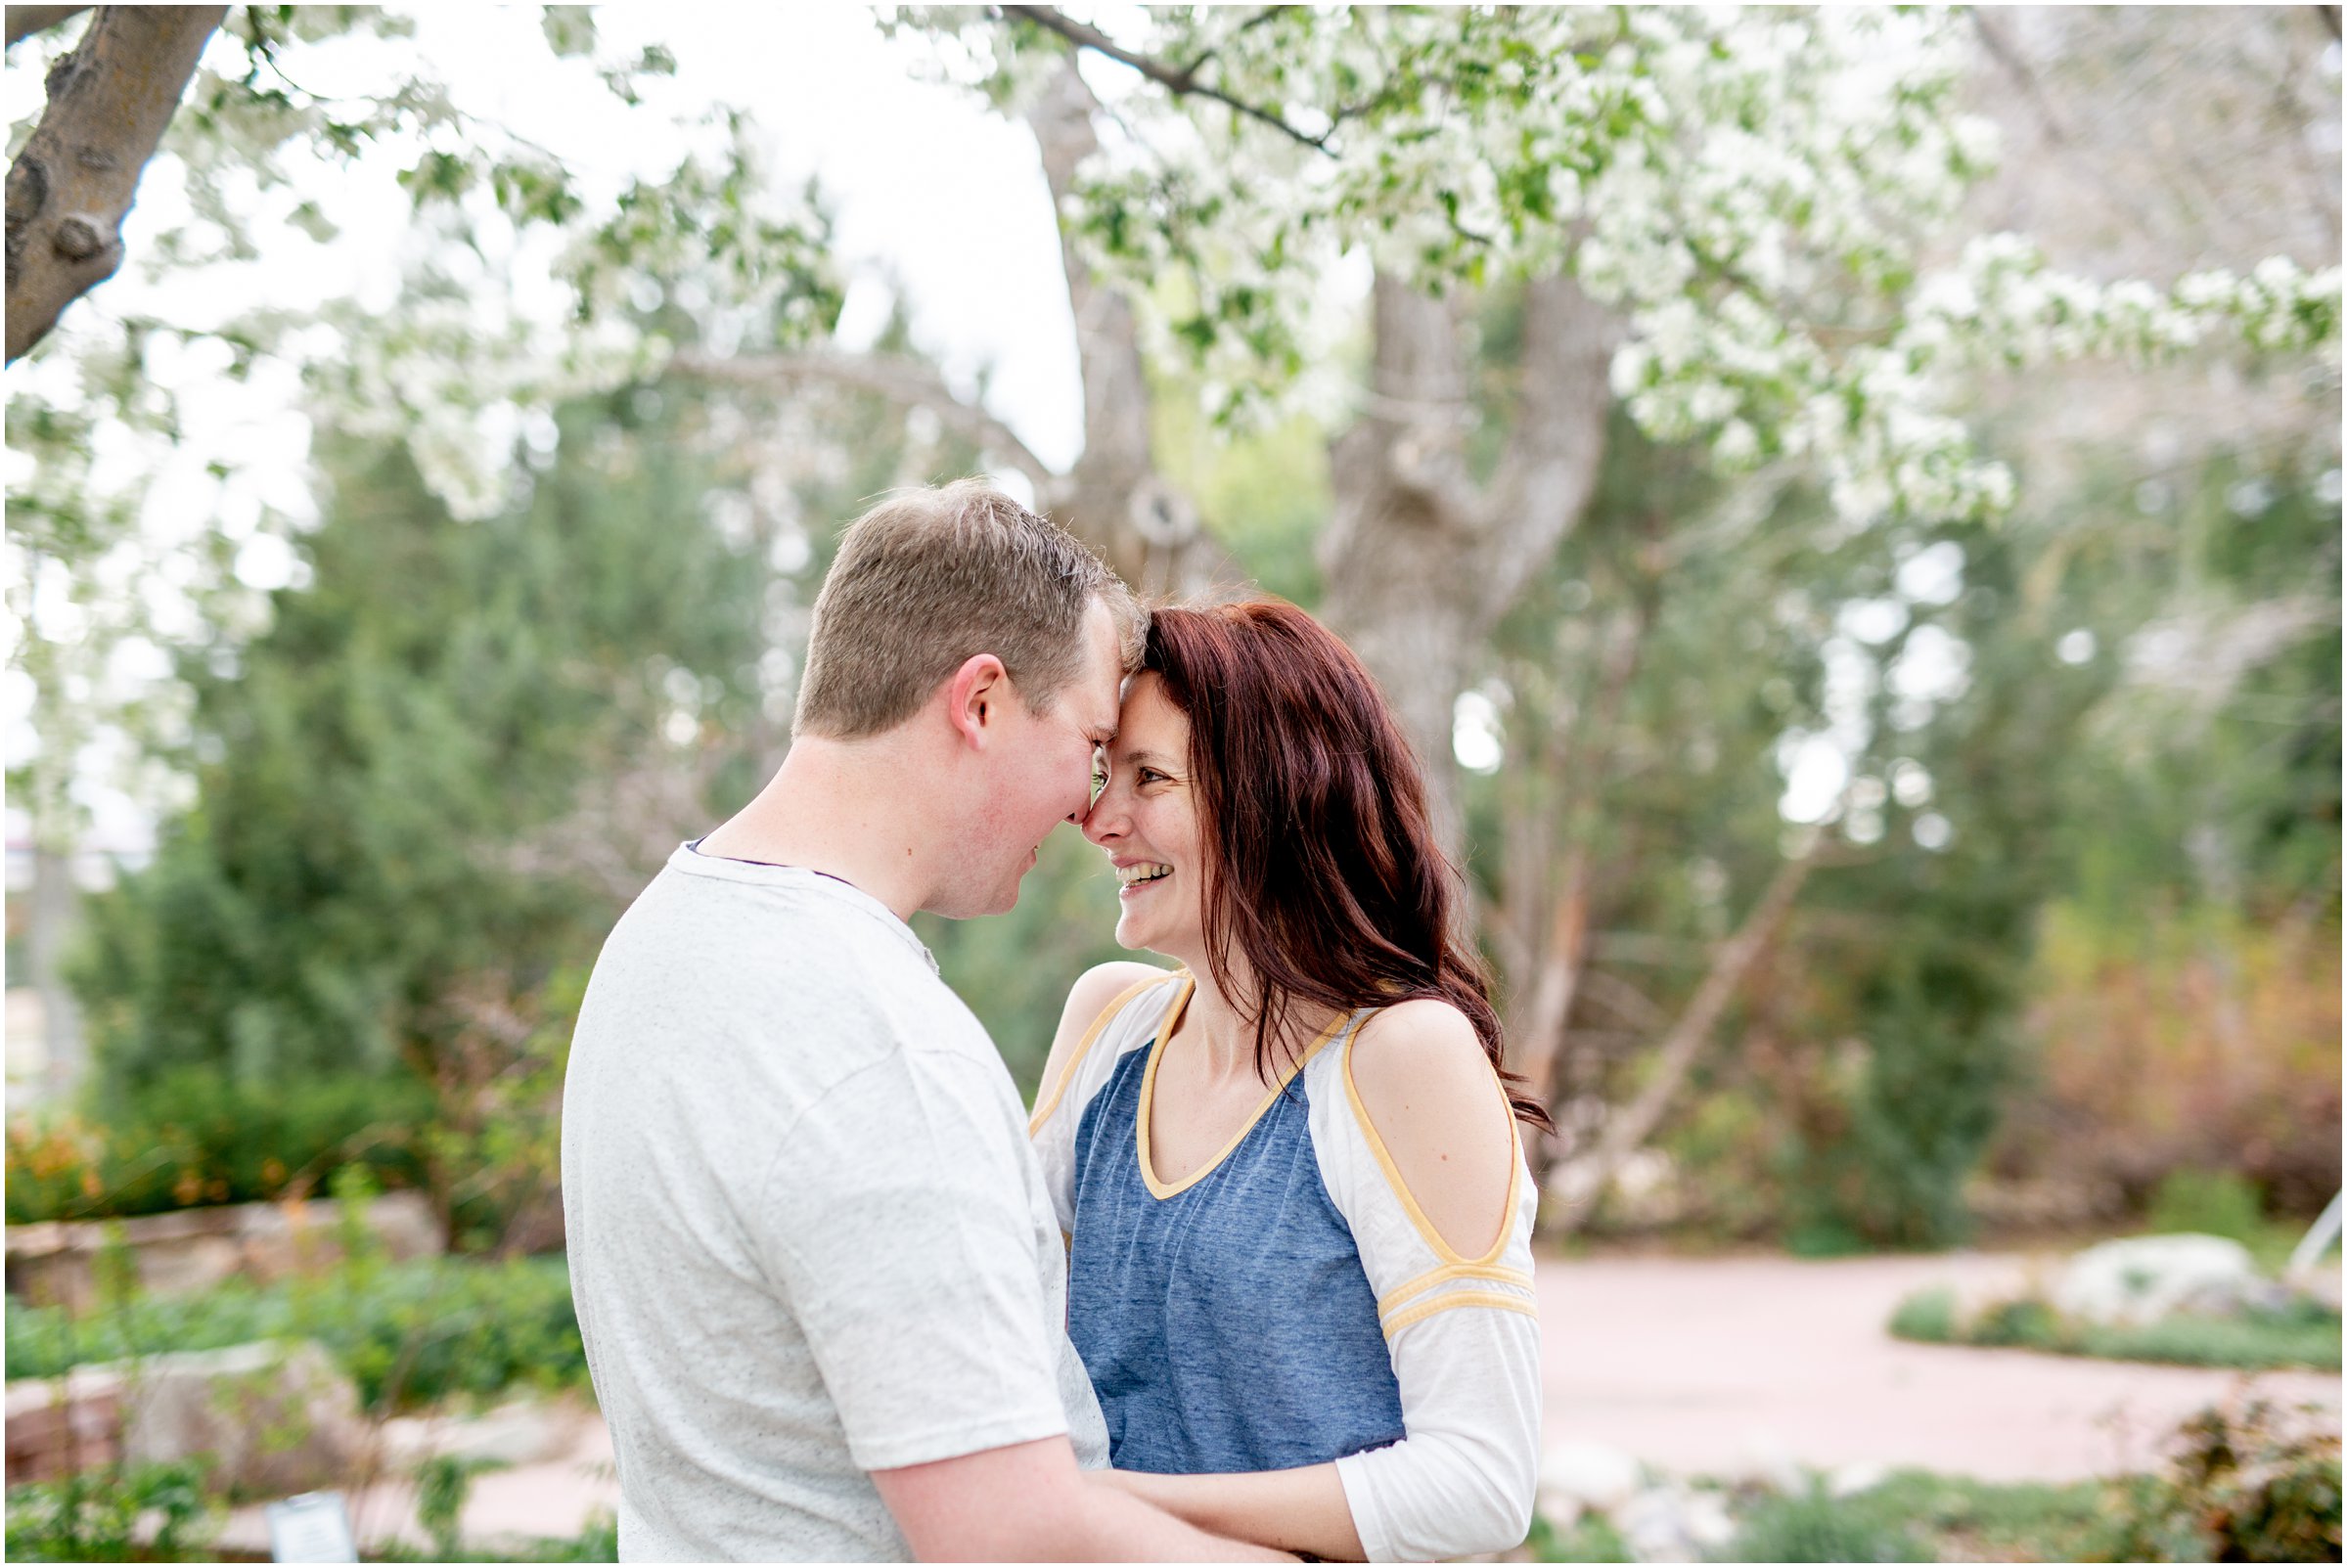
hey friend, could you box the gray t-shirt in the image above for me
[562,845,1109,1562]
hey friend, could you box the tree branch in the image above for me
[1551,843,1821,1235]
[1971,8,2069,148]
[1000,4,1336,155]
[6,4,226,362]
[4,5,88,48]
[666,347,1061,496]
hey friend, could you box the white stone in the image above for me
[1731,1427,1805,1494]
[1828,1459,1889,1499]
[1542,1439,1645,1514]
[1617,1481,1734,1563]
[1534,1489,1586,1532]
[2052,1233,2261,1327]
[117,1339,367,1498]
[1681,1488,1738,1550]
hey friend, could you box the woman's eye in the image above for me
[1139,769,1167,785]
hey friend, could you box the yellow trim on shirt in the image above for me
[1136,1003,1352,1201]
[1027,973,1179,1137]
[1380,1288,1539,1338]
[1376,1260,1535,1319]
[1340,1018,1523,1266]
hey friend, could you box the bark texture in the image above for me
[4,6,90,48]
[32,844,84,1098]
[5,4,223,363]
[1026,59,1227,597]
[1320,271,1617,855]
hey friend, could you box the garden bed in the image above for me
[1891,1286,2342,1372]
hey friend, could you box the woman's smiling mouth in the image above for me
[1115,861,1173,897]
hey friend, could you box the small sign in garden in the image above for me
[264,1491,356,1563]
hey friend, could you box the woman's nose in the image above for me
[1083,788,1123,844]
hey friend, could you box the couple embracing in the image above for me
[562,481,1545,1562]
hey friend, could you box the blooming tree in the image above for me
[872,5,2341,853]
[924,7,2337,523]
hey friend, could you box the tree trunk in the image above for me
[1509,849,1589,1165]
[5,4,225,362]
[1026,59,1226,596]
[1320,271,1616,860]
[5,6,90,48]
[31,843,85,1099]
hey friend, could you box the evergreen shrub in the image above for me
[5,1069,430,1225]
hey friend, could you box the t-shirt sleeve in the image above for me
[1307,1040,1544,1561]
[753,1050,1075,1473]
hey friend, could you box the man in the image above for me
[562,481,1280,1561]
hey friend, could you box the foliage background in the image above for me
[3,6,2338,1264]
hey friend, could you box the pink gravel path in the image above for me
[1536,1249,2341,1484]
[211,1249,2343,1552]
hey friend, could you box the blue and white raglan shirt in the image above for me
[1028,970,1543,1562]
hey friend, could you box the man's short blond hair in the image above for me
[793,480,1144,739]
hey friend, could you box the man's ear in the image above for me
[943,653,1010,748]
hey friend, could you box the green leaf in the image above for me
[540,5,596,58]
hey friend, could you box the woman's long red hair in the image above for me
[1145,600,1551,1132]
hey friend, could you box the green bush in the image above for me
[1886,1286,1958,1343]
[4,1253,584,1414]
[1863,1471,2109,1561]
[1885,1285,2341,1371]
[1968,1295,2063,1349]
[4,1461,214,1561]
[1718,1483,1925,1562]
[5,1068,431,1225]
[2098,1401,2343,1562]
[2077,1301,2342,1372]
[2147,1169,2268,1243]
[1527,1510,1633,1562]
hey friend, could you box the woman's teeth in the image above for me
[1116,862,1173,887]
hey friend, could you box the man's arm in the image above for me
[873,1435,1295,1561]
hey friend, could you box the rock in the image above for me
[5,1367,127,1482]
[382,1394,592,1470]
[1730,1428,1804,1495]
[1617,1481,1735,1563]
[1828,1459,1889,1499]
[2293,1265,2342,1313]
[1680,1489,1738,1553]
[240,1192,442,1282]
[7,1194,445,1310]
[1542,1439,1644,1514]
[117,1339,367,1498]
[2052,1233,2261,1327]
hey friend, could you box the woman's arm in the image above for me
[1324,1002,1544,1562]
[1100,1464,1364,1562]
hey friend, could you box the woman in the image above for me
[1027,600,1550,1562]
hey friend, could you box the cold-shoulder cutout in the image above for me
[1343,999,1520,1263]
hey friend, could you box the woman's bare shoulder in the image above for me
[1346,998,1517,1256]
[1061,961,1178,1030]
